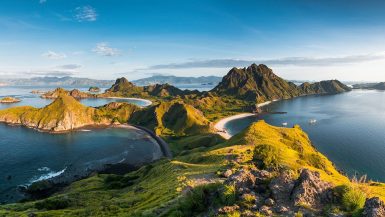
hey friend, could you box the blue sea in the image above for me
[0,86,162,203]
[225,90,385,182]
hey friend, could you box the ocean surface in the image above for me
[225,90,385,182]
[0,86,151,109]
[0,86,162,203]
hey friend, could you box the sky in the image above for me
[1,0,385,81]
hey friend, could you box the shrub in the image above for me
[341,185,366,212]
[172,183,223,216]
[35,197,71,210]
[221,184,236,205]
[253,144,280,169]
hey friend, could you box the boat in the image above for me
[282,122,288,126]
[309,119,317,124]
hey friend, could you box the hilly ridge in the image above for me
[212,64,351,103]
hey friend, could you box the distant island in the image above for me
[131,75,222,86]
[353,82,385,90]
[0,76,114,87]
[88,86,101,92]
[0,97,21,103]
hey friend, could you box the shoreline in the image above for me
[214,101,273,139]
[102,96,152,107]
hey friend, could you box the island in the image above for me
[0,64,383,217]
[353,82,385,90]
[88,86,101,92]
[0,97,21,103]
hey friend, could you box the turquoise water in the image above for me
[225,90,385,182]
[0,87,160,203]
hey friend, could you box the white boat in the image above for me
[309,119,317,124]
[282,122,288,126]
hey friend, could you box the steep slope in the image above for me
[212,64,301,103]
[130,101,212,136]
[299,80,352,95]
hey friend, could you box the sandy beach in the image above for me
[214,101,273,139]
[104,97,153,107]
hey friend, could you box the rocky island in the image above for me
[88,86,101,92]
[0,97,21,103]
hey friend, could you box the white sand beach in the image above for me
[214,101,273,139]
[104,97,153,107]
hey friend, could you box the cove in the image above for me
[0,125,164,204]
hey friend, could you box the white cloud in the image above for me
[92,42,120,56]
[41,51,67,60]
[74,6,98,22]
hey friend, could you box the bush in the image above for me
[342,185,366,212]
[170,183,223,216]
[221,184,236,205]
[253,144,280,169]
[35,197,71,210]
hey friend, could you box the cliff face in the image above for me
[299,80,352,95]
[212,64,301,103]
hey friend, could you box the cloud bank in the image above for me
[147,54,385,70]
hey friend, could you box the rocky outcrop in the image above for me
[0,97,21,103]
[290,169,333,208]
[362,197,385,217]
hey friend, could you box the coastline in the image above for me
[102,96,152,107]
[214,101,273,139]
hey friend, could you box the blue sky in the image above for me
[1,0,385,81]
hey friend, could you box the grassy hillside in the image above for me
[130,101,213,136]
[1,121,384,216]
[0,91,96,131]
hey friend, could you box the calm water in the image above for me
[0,86,151,109]
[225,90,385,182]
[0,86,161,203]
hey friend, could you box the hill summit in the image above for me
[212,64,351,103]
[212,64,301,103]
